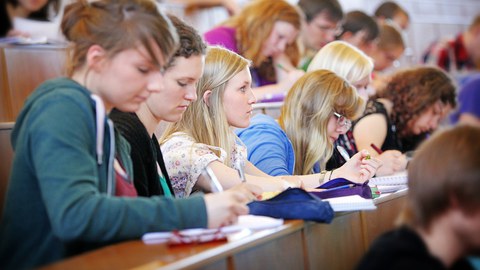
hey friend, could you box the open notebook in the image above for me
[324,195,376,212]
[369,171,408,186]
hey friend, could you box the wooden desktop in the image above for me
[40,190,407,270]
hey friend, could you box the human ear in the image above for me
[203,90,212,107]
[86,45,107,72]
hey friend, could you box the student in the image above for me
[353,67,457,176]
[295,0,343,71]
[110,15,206,197]
[0,1,257,268]
[336,10,380,56]
[356,125,480,270]
[1,0,60,37]
[236,69,380,182]
[373,1,410,30]
[306,41,400,174]
[368,23,405,94]
[203,0,305,101]
[423,14,480,74]
[160,46,306,198]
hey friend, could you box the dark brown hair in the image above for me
[61,0,178,76]
[377,66,456,137]
[405,125,480,229]
[165,14,206,69]
[298,0,343,23]
[338,10,379,43]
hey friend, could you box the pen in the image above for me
[276,63,291,73]
[327,184,352,191]
[202,167,224,193]
[235,159,247,183]
[370,143,383,155]
[336,145,350,161]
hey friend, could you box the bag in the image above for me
[310,178,372,200]
[248,188,334,223]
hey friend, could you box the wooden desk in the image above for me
[41,191,406,270]
[0,122,14,220]
[0,45,67,122]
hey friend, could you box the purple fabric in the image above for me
[203,26,275,87]
[451,74,480,123]
[204,26,239,53]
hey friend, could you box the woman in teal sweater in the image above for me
[0,0,257,268]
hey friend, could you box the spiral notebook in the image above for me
[369,171,408,186]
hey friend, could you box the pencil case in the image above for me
[248,188,334,223]
[310,178,373,200]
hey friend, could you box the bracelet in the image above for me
[328,169,335,181]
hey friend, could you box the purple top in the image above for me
[204,26,274,87]
[451,74,480,123]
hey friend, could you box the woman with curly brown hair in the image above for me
[353,66,457,176]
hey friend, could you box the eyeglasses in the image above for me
[333,112,352,130]
[315,24,343,36]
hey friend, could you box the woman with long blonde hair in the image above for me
[307,40,407,176]
[160,46,302,198]
[237,70,380,180]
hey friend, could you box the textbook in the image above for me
[369,171,408,186]
[324,195,376,212]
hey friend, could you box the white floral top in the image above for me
[161,132,247,198]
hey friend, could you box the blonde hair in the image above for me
[223,0,302,68]
[279,70,364,175]
[307,40,374,84]
[160,46,251,166]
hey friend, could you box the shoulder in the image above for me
[204,26,238,52]
[357,227,444,270]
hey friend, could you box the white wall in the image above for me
[338,0,480,67]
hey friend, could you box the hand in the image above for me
[6,29,30,38]
[375,150,407,176]
[334,150,382,183]
[204,183,261,228]
[221,0,240,15]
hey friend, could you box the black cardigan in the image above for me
[110,109,174,197]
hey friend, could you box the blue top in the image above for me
[236,114,295,176]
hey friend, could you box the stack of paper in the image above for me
[324,195,376,212]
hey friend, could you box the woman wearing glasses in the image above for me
[236,69,380,186]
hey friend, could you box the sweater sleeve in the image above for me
[30,94,207,242]
[236,116,294,176]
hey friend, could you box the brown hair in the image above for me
[166,15,206,69]
[377,67,456,137]
[377,23,405,51]
[297,0,343,23]
[338,10,379,43]
[374,1,409,21]
[280,70,363,174]
[405,125,480,229]
[223,0,302,81]
[61,0,178,76]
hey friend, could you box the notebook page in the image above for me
[324,195,376,212]
[369,171,408,186]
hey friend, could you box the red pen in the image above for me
[370,143,383,154]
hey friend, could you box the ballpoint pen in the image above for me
[336,145,351,161]
[235,159,247,183]
[202,167,224,193]
[370,143,383,155]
